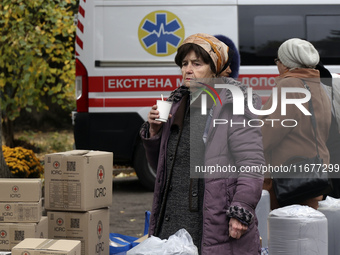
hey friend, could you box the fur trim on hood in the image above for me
[214,35,240,79]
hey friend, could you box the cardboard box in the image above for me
[0,179,42,202]
[0,200,42,223]
[0,216,48,251]
[48,209,109,255]
[44,150,113,211]
[11,238,81,255]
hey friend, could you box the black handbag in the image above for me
[272,80,331,207]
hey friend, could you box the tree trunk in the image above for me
[0,108,11,178]
[2,117,14,148]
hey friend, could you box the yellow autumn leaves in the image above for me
[2,146,43,178]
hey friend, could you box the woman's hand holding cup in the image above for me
[147,104,172,138]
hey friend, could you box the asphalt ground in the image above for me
[110,175,154,238]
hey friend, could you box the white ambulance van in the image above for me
[73,0,340,190]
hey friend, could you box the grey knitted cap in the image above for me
[278,38,320,69]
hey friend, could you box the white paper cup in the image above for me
[155,100,172,122]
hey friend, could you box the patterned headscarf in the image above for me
[180,33,230,75]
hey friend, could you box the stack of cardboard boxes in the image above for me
[44,150,113,255]
[0,178,48,251]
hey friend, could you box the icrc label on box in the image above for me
[0,216,47,251]
[0,200,42,223]
[44,150,113,211]
[47,209,109,255]
[0,179,41,202]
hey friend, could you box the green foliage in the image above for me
[48,132,74,152]
[0,0,77,123]
[17,130,74,153]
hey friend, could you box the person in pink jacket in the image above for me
[140,33,264,254]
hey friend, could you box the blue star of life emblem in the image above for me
[141,13,182,54]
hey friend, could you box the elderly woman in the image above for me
[140,33,264,255]
[262,38,332,210]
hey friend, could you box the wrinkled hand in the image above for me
[229,218,248,239]
[147,104,171,138]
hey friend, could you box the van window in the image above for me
[306,15,340,58]
[238,5,340,65]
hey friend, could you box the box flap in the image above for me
[48,240,81,251]
[12,238,80,251]
[13,238,47,249]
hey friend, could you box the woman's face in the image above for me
[181,50,215,87]
[220,65,232,77]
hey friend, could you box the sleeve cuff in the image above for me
[140,121,151,139]
[226,205,254,226]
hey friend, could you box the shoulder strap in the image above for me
[302,79,320,157]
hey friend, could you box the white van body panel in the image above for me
[76,1,239,117]
[73,0,340,186]
[238,0,340,4]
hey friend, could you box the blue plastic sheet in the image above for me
[110,211,150,255]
